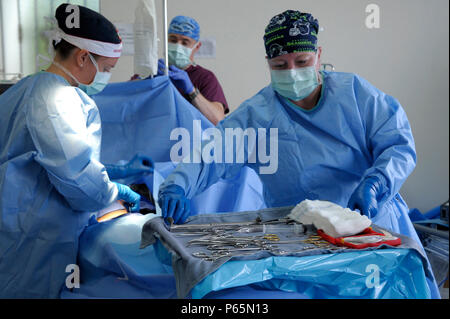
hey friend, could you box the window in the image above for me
[0,0,99,82]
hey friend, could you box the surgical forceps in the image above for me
[192,244,337,262]
[193,243,279,261]
[167,217,301,232]
[302,235,331,247]
[192,251,257,261]
[262,234,280,241]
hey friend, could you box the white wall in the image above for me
[100,0,449,213]
[0,0,21,78]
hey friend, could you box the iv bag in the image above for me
[134,0,158,78]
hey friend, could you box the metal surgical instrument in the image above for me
[169,219,340,262]
[168,217,301,232]
[191,244,339,261]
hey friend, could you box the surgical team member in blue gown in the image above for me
[159,10,418,237]
[0,4,147,298]
[159,10,440,297]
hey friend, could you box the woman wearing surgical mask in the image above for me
[0,4,148,298]
[268,48,322,109]
[47,40,114,96]
[156,9,440,293]
[160,9,417,228]
[157,9,440,298]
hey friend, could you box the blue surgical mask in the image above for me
[270,52,320,101]
[78,54,112,95]
[168,43,196,69]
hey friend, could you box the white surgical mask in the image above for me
[270,51,320,101]
[78,54,111,95]
[168,42,197,69]
[51,53,111,96]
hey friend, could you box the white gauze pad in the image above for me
[288,199,372,237]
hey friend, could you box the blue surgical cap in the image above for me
[168,15,200,41]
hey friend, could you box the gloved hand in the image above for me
[156,58,166,76]
[114,182,141,213]
[158,184,191,224]
[347,176,385,219]
[168,65,194,94]
[105,154,154,180]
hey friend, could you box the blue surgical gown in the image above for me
[0,72,118,298]
[162,71,445,298]
[162,71,417,235]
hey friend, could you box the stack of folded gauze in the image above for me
[288,199,372,237]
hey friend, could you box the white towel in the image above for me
[288,199,372,237]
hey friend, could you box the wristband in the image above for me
[187,87,200,102]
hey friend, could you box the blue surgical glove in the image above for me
[114,182,141,212]
[158,184,191,224]
[347,176,385,218]
[105,154,154,180]
[157,59,166,76]
[168,65,194,95]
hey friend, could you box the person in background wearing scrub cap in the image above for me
[159,15,229,125]
[0,4,153,298]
